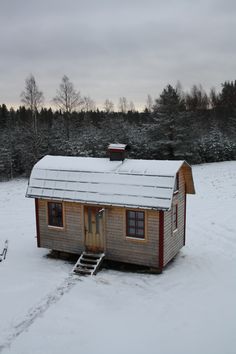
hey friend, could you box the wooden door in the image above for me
[84,206,104,252]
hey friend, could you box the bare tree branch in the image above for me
[53,75,83,113]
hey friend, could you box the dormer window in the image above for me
[174,173,179,193]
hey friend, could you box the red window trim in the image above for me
[126,210,145,239]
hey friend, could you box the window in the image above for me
[174,173,179,193]
[95,212,100,234]
[88,207,92,233]
[126,210,145,239]
[48,202,63,227]
[173,204,178,231]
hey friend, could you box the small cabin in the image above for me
[26,144,195,273]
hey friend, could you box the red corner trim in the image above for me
[159,211,164,269]
[184,189,187,246]
[35,199,40,247]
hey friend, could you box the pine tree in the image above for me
[198,124,235,162]
[149,85,190,160]
[185,84,209,111]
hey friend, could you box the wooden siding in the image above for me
[37,200,160,267]
[38,199,84,254]
[37,171,190,268]
[105,208,160,268]
[183,163,195,194]
[163,167,186,266]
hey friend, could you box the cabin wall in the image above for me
[36,181,187,268]
[37,199,84,254]
[163,168,186,266]
[105,208,160,268]
[36,200,160,267]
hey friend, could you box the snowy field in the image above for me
[0,162,236,354]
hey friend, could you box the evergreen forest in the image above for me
[0,78,236,180]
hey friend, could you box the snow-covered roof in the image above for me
[26,155,194,210]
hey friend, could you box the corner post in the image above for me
[35,199,40,247]
[184,189,187,246]
[159,211,164,270]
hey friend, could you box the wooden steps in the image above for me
[72,252,105,276]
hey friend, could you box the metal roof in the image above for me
[26,155,192,210]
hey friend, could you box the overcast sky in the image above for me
[0,0,235,110]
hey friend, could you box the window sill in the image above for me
[126,236,146,242]
[48,225,64,231]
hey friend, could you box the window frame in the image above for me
[172,204,178,232]
[126,210,145,240]
[47,201,64,229]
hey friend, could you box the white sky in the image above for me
[0,0,235,110]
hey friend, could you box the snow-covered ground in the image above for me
[0,162,236,354]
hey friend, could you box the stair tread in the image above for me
[74,269,91,275]
[76,263,95,270]
[72,252,105,276]
[80,258,98,264]
[83,252,104,257]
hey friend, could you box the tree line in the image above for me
[0,75,236,180]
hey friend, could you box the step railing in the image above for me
[0,240,8,262]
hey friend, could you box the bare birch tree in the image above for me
[53,75,83,139]
[82,96,96,112]
[129,101,136,112]
[118,97,128,113]
[53,75,82,113]
[145,94,153,112]
[104,99,114,113]
[20,74,44,134]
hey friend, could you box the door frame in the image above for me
[83,205,106,252]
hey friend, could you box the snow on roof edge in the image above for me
[25,193,170,211]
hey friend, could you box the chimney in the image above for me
[107,144,129,161]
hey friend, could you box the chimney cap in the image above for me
[108,143,127,151]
